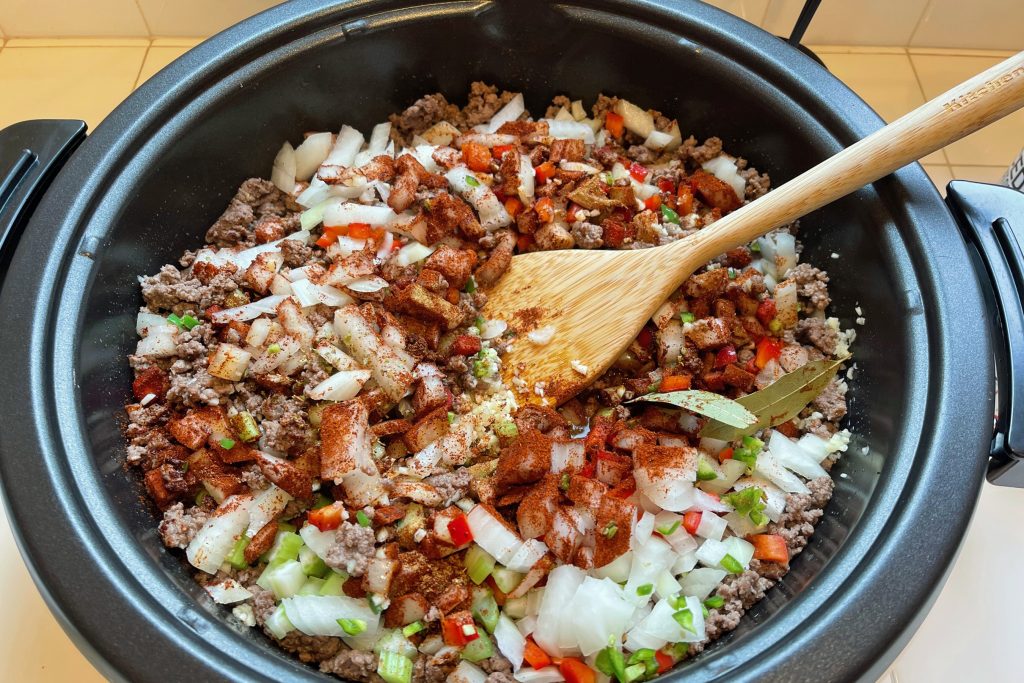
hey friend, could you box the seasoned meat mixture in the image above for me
[124,84,855,683]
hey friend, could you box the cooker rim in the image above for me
[0,1,994,681]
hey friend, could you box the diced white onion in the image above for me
[475,93,525,134]
[769,431,829,480]
[494,614,526,670]
[307,369,371,401]
[694,512,727,541]
[346,276,390,293]
[135,312,167,336]
[644,130,674,150]
[294,132,334,181]
[505,539,548,573]
[527,326,555,346]
[186,494,252,574]
[466,505,522,565]
[394,241,435,267]
[322,125,364,168]
[280,594,381,642]
[246,484,292,537]
[678,568,727,600]
[513,668,565,683]
[542,119,595,144]
[567,577,636,656]
[299,524,339,561]
[518,154,535,203]
[755,450,811,494]
[533,565,585,658]
[271,142,297,193]
[204,578,253,605]
[452,661,489,683]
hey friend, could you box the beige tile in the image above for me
[892,485,1024,681]
[136,45,196,88]
[922,164,954,192]
[0,506,106,682]
[4,37,149,47]
[907,47,1017,58]
[700,0,770,26]
[910,0,1024,52]
[0,0,148,37]
[136,0,281,37]
[951,165,1011,184]
[815,52,946,165]
[761,0,929,45]
[0,46,146,130]
[809,45,907,55]
[150,37,204,48]
[911,54,1024,166]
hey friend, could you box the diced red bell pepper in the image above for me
[718,447,734,461]
[504,196,523,217]
[492,144,514,159]
[702,370,726,392]
[579,460,596,478]
[462,142,492,172]
[755,336,784,369]
[447,513,473,547]
[566,202,583,223]
[523,637,552,670]
[657,177,676,193]
[660,374,691,392]
[517,233,534,253]
[452,335,482,356]
[750,534,789,563]
[559,658,596,683]
[636,325,655,350]
[347,222,372,239]
[776,420,801,438]
[629,162,648,182]
[677,184,694,216]
[602,219,628,249]
[756,298,777,327]
[307,502,345,531]
[654,650,674,674]
[585,415,614,452]
[715,345,738,368]
[608,476,636,499]
[534,161,557,185]
[644,194,663,212]
[441,611,479,646]
[604,111,624,140]
[683,511,702,535]
[535,196,555,223]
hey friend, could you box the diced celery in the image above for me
[298,576,326,596]
[696,457,718,482]
[299,545,329,577]
[402,621,424,638]
[339,618,368,636]
[490,567,523,594]
[460,628,494,662]
[503,596,528,619]
[494,421,519,438]
[377,651,414,683]
[267,531,304,566]
[266,605,294,639]
[471,587,500,634]
[374,629,419,659]
[312,493,333,509]
[320,571,348,597]
[226,535,251,570]
[464,545,496,585]
[278,521,298,534]
[230,411,261,442]
[260,560,307,599]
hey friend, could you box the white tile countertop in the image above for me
[0,38,1022,683]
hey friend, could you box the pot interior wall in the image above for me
[76,1,902,669]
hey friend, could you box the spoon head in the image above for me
[481,246,681,406]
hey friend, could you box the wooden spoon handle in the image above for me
[663,50,1024,268]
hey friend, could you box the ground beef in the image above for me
[688,136,724,165]
[570,221,604,249]
[479,655,513,674]
[778,344,809,372]
[591,93,618,119]
[320,649,384,682]
[279,632,345,664]
[462,82,515,127]
[767,476,834,555]
[296,361,331,394]
[412,649,460,683]
[247,584,278,626]
[425,469,473,506]
[544,95,572,118]
[140,264,239,315]
[389,93,458,141]
[158,502,210,548]
[696,568,775,650]
[241,465,270,491]
[794,317,837,355]
[788,262,831,312]
[205,178,294,248]
[280,238,313,267]
[811,378,847,421]
[740,166,771,200]
[260,395,312,454]
[626,145,657,164]
[165,325,235,407]
[486,675,515,683]
[324,522,376,576]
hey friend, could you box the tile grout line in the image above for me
[132,41,153,91]
[906,49,951,166]
[132,0,155,38]
[907,0,934,48]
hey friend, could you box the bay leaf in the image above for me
[699,355,851,440]
[628,389,757,429]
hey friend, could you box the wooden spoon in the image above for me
[482,51,1024,406]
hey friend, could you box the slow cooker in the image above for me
[0,1,1021,681]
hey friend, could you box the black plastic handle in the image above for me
[0,120,87,273]
[947,180,1024,486]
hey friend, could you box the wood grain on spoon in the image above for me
[483,51,1024,406]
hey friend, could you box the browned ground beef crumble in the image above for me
[124,82,852,680]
